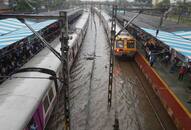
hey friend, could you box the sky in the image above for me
[80,0,115,1]
[80,0,135,3]
[80,0,135,2]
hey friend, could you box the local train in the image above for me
[114,34,136,56]
[94,8,137,57]
[0,11,89,130]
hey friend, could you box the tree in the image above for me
[134,0,152,5]
[156,0,170,8]
[15,0,40,12]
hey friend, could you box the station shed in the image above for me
[142,28,191,62]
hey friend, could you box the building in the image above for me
[0,0,13,13]
[0,0,9,9]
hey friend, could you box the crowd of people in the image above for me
[126,24,191,82]
[0,22,60,83]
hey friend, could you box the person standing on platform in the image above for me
[178,64,187,81]
[150,52,156,67]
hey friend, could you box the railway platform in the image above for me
[154,59,191,111]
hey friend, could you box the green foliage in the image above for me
[47,0,67,10]
[15,0,40,12]
[134,0,152,4]
[156,0,170,8]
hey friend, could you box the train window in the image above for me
[48,87,54,102]
[116,41,124,48]
[43,96,50,113]
[26,118,38,130]
[127,43,135,48]
[127,40,135,44]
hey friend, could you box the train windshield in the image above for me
[127,40,135,48]
[116,40,124,48]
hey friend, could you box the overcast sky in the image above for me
[80,0,115,1]
[80,0,134,2]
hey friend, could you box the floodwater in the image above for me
[47,12,176,130]
[70,13,112,130]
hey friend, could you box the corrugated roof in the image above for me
[174,31,191,40]
[0,19,56,49]
[142,27,191,60]
[0,18,34,36]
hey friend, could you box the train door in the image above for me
[124,39,127,50]
[42,85,57,127]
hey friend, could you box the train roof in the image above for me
[0,36,63,129]
[75,11,89,29]
[0,72,52,130]
[116,34,135,40]
[0,11,89,130]
[68,11,89,48]
[95,8,121,33]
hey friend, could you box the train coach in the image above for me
[114,33,136,57]
[0,11,89,130]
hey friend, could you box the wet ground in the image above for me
[120,12,191,32]
[46,12,176,130]
[69,13,112,130]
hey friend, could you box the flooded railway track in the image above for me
[69,13,112,130]
[85,13,97,130]
[129,61,166,130]
[115,58,176,130]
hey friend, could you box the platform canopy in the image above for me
[173,31,191,41]
[0,18,35,36]
[142,27,191,61]
[0,18,57,49]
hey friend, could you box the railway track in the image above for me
[114,58,176,130]
[129,61,166,130]
[84,12,97,130]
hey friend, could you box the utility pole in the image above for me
[108,5,117,108]
[124,4,125,15]
[177,0,186,24]
[109,6,120,130]
[59,11,70,130]
[177,5,182,23]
